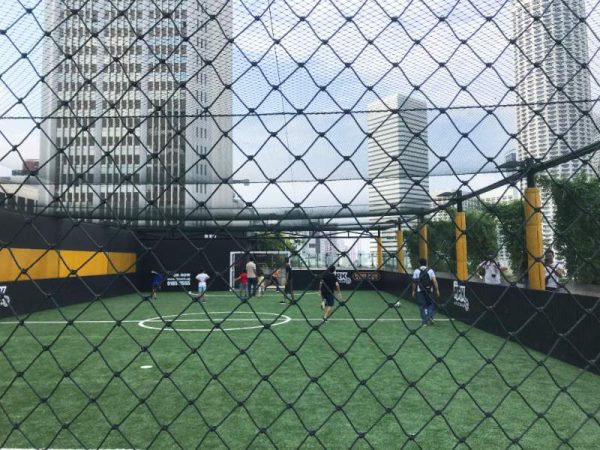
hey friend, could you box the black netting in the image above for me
[0,0,599,448]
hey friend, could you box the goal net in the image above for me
[229,251,291,290]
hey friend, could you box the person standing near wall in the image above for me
[412,258,440,326]
[151,270,164,300]
[477,255,507,285]
[544,249,566,291]
[246,256,257,297]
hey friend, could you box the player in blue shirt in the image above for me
[151,270,164,300]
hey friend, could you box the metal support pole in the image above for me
[396,228,405,273]
[418,219,428,262]
[454,190,468,281]
[524,177,545,290]
[455,212,468,282]
[376,230,383,270]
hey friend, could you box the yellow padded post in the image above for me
[524,187,545,290]
[418,223,428,262]
[396,229,406,273]
[376,237,383,269]
[454,212,468,282]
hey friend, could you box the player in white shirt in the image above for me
[189,270,210,301]
[544,249,565,290]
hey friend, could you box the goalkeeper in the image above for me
[319,265,341,322]
[150,270,164,300]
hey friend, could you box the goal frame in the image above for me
[229,251,291,290]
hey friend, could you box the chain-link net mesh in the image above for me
[1,0,599,448]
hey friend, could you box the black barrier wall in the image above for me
[0,209,140,317]
[382,271,600,374]
[136,231,385,295]
[136,233,240,292]
[291,269,383,293]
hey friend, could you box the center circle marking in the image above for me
[137,311,292,332]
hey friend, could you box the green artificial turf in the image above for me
[0,289,598,449]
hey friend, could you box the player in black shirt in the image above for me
[319,265,340,322]
[281,257,295,304]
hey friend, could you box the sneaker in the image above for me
[279,300,286,304]
[428,319,435,326]
[394,301,401,307]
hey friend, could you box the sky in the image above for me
[1,0,599,210]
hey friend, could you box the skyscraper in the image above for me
[513,0,596,241]
[39,1,233,223]
[367,94,429,260]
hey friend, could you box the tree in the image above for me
[489,200,526,274]
[404,209,498,275]
[256,232,297,252]
[405,220,454,273]
[545,176,600,284]
[464,209,499,272]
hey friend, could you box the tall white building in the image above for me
[513,0,597,243]
[295,231,361,269]
[39,1,233,223]
[367,94,429,260]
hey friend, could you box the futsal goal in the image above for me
[229,251,291,290]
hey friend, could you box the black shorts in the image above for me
[322,292,334,306]
[285,280,293,293]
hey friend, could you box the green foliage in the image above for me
[405,221,453,272]
[404,210,498,274]
[545,176,600,284]
[464,210,499,272]
[256,232,297,252]
[489,200,526,274]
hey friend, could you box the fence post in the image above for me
[418,218,428,262]
[396,228,405,273]
[454,191,468,281]
[524,175,545,290]
[376,231,383,270]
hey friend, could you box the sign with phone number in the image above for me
[335,271,381,285]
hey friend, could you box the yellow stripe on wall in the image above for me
[0,248,136,282]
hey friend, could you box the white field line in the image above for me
[0,318,452,325]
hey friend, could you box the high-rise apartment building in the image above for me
[513,0,597,242]
[367,94,429,260]
[39,1,233,223]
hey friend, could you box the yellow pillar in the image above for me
[524,187,545,290]
[418,223,428,261]
[376,237,383,269]
[454,211,468,282]
[396,229,406,273]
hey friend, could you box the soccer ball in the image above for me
[394,301,401,307]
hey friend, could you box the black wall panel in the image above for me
[382,272,600,374]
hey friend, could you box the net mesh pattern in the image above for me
[0,0,599,448]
